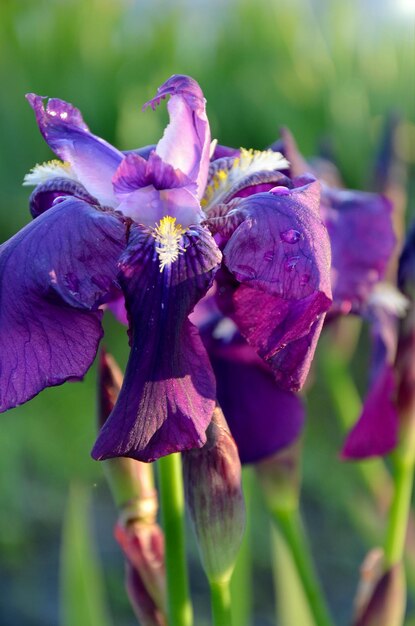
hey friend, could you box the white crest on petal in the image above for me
[368,282,410,317]
[202,148,289,212]
[23,160,76,186]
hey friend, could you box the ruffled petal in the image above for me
[323,188,396,313]
[29,177,98,217]
[26,94,123,206]
[0,198,126,411]
[144,75,211,198]
[113,152,202,226]
[342,365,398,459]
[218,178,332,390]
[92,224,222,462]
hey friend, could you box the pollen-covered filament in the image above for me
[151,216,186,272]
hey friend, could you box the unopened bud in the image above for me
[125,562,167,626]
[352,549,405,626]
[256,439,301,515]
[183,406,245,584]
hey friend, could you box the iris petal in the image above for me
[92,224,222,462]
[26,94,123,207]
[0,198,126,411]
[144,75,211,198]
[217,179,332,390]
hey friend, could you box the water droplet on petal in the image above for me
[235,264,257,279]
[285,256,300,272]
[270,186,290,195]
[264,250,274,262]
[281,229,301,244]
[300,273,310,285]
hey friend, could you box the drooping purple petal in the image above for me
[341,365,398,459]
[0,198,126,411]
[208,338,304,463]
[144,75,210,198]
[26,94,123,207]
[92,224,221,462]
[323,188,396,313]
[215,178,332,390]
[29,177,98,217]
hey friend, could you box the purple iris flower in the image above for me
[0,75,333,463]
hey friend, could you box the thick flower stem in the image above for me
[209,579,232,626]
[384,454,415,569]
[271,508,334,626]
[158,453,193,626]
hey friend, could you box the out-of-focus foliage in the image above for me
[0,0,413,624]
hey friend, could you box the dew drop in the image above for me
[284,256,300,272]
[270,186,290,195]
[300,273,310,285]
[281,229,301,244]
[264,250,274,262]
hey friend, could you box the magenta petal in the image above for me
[26,94,123,206]
[113,152,194,194]
[342,365,398,459]
[0,198,126,411]
[221,179,332,390]
[322,188,396,312]
[92,224,222,462]
[144,75,211,198]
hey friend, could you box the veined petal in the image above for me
[92,224,222,462]
[323,188,396,313]
[144,75,211,199]
[113,152,195,194]
[0,198,126,411]
[26,93,123,207]
[218,179,332,390]
[202,149,289,213]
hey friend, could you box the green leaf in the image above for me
[60,483,113,626]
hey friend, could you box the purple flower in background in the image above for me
[0,75,333,462]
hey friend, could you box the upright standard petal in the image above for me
[216,179,332,390]
[26,94,123,206]
[0,198,126,411]
[144,75,211,198]
[93,224,222,462]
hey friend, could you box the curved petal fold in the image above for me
[218,179,332,390]
[0,198,126,411]
[29,177,98,217]
[92,224,222,462]
[26,94,123,206]
[144,75,210,198]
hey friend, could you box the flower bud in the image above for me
[125,562,167,626]
[182,405,245,584]
[352,549,405,626]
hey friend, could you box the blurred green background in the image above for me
[0,0,414,624]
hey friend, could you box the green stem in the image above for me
[272,508,334,626]
[384,455,415,567]
[210,579,232,626]
[158,453,193,626]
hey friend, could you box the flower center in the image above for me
[151,216,186,272]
